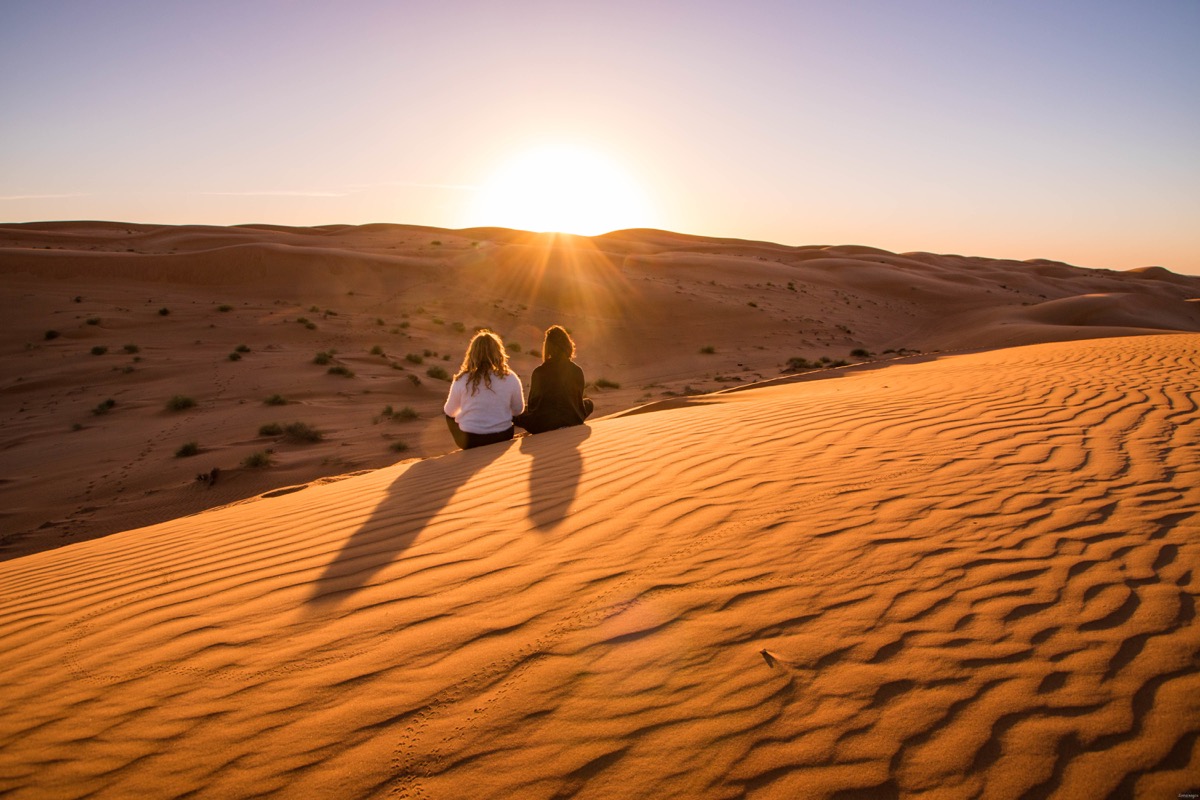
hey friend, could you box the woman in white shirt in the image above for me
[443,330,524,449]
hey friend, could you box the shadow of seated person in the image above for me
[307,440,510,607]
[519,424,591,530]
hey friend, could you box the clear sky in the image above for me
[2,0,1198,273]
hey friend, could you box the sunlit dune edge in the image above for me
[1,333,1197,798]
[2,221,1199,562]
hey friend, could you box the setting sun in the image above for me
[466,145,654,236]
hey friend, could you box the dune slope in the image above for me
[3,222,1199,559]
[1,333,1197,798]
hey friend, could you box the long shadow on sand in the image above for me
[307,441,511,606]
[520,425,591,530]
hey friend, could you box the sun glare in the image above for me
[466,145,653,236]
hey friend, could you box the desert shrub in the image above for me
[235,344,250,353]
[432,318,444,325]
[218,304,233,312]
[405,353,424,365]
[784,357,814,371]
[242,451,272,468]
[828,359,848,367]
[426,366,450,381]
[507,341,521,353]
[123,344,139,354]
[85,317,100,326]
[593,378,620,390]
[819,356,831,364]
[309,305,320,313]
[228,352,242,361]
[399,320,410,329]
[175,441,199,458]
[158,308,170,316]
[747,301,758,308]
[166,395,197,411]
[283,421,322,443]
[452,321,465,333]
[390,441,410,453]
[92,398,116,415]
[406,374,421,387]
[423,349,434,358]
[90,345,108,356]
[264,394,287,406]
[699,345,716,354]
[395,406,419,421]
[259,422,283,436]
[44,330,60,340]
[328,365,354,377]
[850,348,871,358]
[313,351,333,365]
[370,345,384,356]
[430,240,442,246]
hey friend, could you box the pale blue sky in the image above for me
[2,0,1197,272]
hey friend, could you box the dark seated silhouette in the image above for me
[514,356,593,434]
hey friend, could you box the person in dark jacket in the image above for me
[514,325,594,434]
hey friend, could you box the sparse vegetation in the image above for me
[784,357,815,372]
[390,441,410,453]
[45,330,60,340]
[747,301,758,308]
[328,365,354,377]
[92,398,116,415]
[242,451,273,468]
[218,304,233,312]
[405,353,424,365]
[259,423,283,436]
[452,321,465,333]
[228,352,242,361]
[264,394,287,406]
[593,378,620,390]
[158,307,170,316]
[313,351,333,365]
[406,374,422,387]
[507,342,521,353]
[175,442,200,458]
[235,344,250,353]
[90,345,108,355]
[85,317,100,326]
[426,366,451,381]
[123,344,139,354]
[283,421,323,443]
[850,348,871,358]
[166,395,197,411]
[699,345,716,354]
[370,345,384,356]
[395,406,419,420]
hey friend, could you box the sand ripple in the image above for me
[1,334,1197,798]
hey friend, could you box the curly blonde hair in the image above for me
[454,330,511,394]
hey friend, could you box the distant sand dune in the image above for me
[1,334,1196,798]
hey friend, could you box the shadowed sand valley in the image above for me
[1,223,1199,798]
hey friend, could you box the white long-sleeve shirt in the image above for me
[443,371,525,434]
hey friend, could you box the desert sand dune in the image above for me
[2,222,1199,564]
[0,333,1197,798]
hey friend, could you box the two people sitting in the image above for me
[443,325,595,450]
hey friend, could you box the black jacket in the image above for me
[515,357,590,433]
